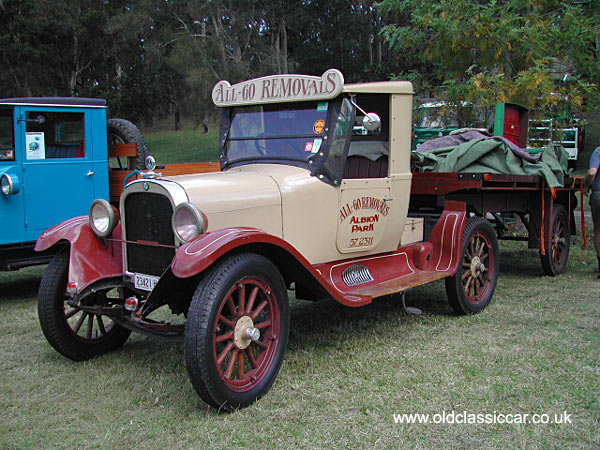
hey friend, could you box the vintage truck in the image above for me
[0,97,149,270]
[35,69,505,411]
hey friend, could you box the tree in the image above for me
[378,0,600,114]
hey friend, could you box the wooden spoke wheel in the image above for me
[446,217,499,315]
[540,204,570,276]
[38,248,131,361]
[185,253,289,412]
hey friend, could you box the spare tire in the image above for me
[107,118,149,170]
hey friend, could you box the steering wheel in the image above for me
[254,132,276,156]
[255,132,303,158]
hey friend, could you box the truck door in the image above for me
[19,107,97,240]
[336,94,400,254]
[0,106,25,246]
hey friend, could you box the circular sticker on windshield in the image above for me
[313,119,325,134]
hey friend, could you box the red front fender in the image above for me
[172,228,312,279]
[35,217,123,293]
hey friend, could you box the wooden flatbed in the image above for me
[410,171,585,276]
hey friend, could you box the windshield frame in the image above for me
[218,97,355,186]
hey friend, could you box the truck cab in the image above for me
[36,70,499,412]
[0,98,109,269]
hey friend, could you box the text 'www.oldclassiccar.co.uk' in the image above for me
[393,410,573,425]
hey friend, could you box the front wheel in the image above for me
[38,247,132,361]
[184,253,290,412]
[539,204,570,276]
[445,217,499,315]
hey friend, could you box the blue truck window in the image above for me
[0,109,15,161]
[25,111,85,159]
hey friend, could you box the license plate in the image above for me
[134,273,159,292]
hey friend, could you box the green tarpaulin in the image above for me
[411,138,569,188]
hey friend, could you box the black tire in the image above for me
[184,253,290,412]
[445,217,499,315]
[38,247,131,361]
[539,204,570,276]
[107,118,149,170]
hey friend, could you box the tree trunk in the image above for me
[280,20,288,74]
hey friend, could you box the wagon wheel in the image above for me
[185,253,289,411]
[445,217,499,315]
[38,247,131,361]
[539,204,570,276]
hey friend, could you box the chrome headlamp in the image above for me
[89,199,119,237]
[1,173,20,196]
[172,202,207,243]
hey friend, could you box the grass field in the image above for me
[1,237,598,449]
[143,126,220,165]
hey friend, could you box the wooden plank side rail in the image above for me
[109,143,138,157]
[108,162,221,203]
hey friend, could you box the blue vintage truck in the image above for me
[0,97,146,270]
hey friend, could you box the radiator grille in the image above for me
[124,192,176,276]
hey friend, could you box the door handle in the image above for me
[383,195,393,202]
[87,171,95,176]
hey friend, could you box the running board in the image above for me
[348,270,449,299]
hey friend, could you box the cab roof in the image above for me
[0,97,106,108]
[342,81,413,95]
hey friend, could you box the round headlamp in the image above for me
[172,202,207,243]
[1,173,20,196]
[89,199,119,237]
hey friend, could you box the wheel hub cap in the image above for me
[234,316,259,349]
[470,255,485,277]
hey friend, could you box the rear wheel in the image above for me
[184,253,289,411]
[539,204,570,276]
[445,217,499,315]
[107,118,148,170]
[38,247,131,361]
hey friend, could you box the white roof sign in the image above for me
[212,69,344,107]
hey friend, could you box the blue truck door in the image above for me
[0,106,25,245]
[20,107,97,240]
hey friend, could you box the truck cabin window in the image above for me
[225,101,328,163]
[0,109,15,161]
[344,94,390,180]
[25,111,85,160]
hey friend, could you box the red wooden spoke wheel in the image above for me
[185,253,289,411]
[38,247,131,361]
[213,278,280,392]
[540,204,570,276]
[446,217,499,315]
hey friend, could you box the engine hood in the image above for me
[164,168,281,214]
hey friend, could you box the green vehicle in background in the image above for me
[412,100,489,150]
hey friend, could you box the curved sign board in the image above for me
[212,69,344,107]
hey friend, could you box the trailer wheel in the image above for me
[38,247,131,361]
[184,253,289,411]
[445,217,499,315]
[107,118,149,170]
[540,204,570,276]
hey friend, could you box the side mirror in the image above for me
[362,113,381,132]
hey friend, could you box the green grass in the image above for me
[142,126,219,165]
[1,238,598,449]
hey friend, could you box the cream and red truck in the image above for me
[38,69,573,412]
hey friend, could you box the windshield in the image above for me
[417,106,459,128]
[225,101,329,163]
